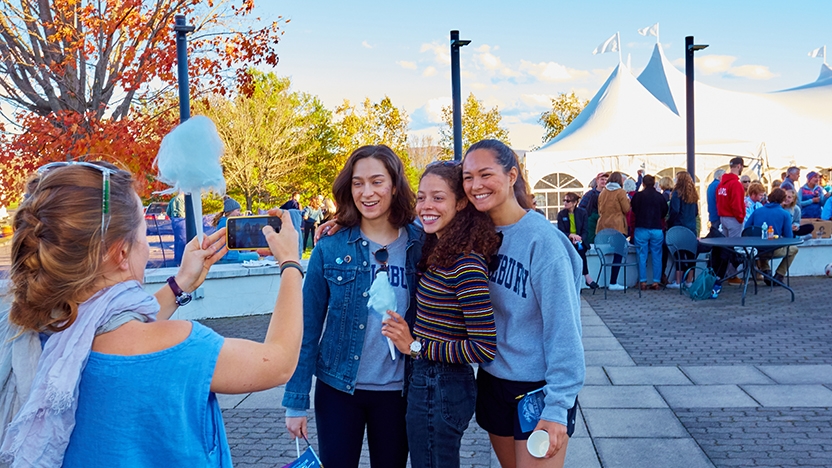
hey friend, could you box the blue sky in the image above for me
[257,1,831,149]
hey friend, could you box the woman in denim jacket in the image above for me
[282,145,423,468]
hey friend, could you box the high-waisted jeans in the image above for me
[634,227,664,283]
[406,359,476,468]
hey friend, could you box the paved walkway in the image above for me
[202,276,832,467]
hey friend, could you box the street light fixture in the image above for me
[685,36,709,182]
[450,30,470,161]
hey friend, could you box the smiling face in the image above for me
[783,190,795,207]
[416,173,466,238]
[462,149,517,214]
[351,157,394,222]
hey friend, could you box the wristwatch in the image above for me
[166,276,192,306]
[409,340,422,359]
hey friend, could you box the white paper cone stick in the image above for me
[387,337,396,361]
[295,437,300,458]
[190,193,204,245]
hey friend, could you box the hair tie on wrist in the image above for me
[280,260,304,278]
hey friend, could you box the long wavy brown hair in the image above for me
[417,162,502,271]
[673,171,699,203]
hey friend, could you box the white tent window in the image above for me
[533,173,583,221]
[656,167,700,183]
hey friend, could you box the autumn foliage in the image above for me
[0,0,287,201]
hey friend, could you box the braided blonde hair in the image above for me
[9,163,141,332]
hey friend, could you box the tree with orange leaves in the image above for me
[0,0,287,201]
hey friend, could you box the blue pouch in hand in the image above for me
[517,387,546,434]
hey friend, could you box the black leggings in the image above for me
[314,381,408,468]
[610,254,623,283]
[302,223,316,250]
[795,224,814,237]
[574,244,589,276]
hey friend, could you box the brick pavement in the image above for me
[583,277,832,366]
[675,408,832,467]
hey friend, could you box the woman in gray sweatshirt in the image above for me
[462,140,585,468]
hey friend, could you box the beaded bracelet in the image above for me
[280,260,304,278]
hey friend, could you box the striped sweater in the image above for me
[413,253,496,364]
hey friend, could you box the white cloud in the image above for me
[471,82,489,90]
[420,42,451,65]
[361,41,373,49]
[477,51,502,70]
[519,60,590,82]
[694,55,737,75]
[396,61,417,70]
[422,66,437,77]
[520,94,555,107]
[726,65,778,80]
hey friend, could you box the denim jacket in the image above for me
[282,223,424,412]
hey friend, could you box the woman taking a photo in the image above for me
[282,145,423,468]
[462,140,584,468]
[1,162,303,466]
[596,171,631,291]
[381,161,501,468]
[557,192,599,290]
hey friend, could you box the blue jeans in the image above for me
[406,359,476,468]
[634,228,663,283]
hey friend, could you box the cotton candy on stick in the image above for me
[367,271,398,361]
[154,116,226,244]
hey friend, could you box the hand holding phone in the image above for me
[262,210,300,264]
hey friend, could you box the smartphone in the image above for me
[226,215,282,250]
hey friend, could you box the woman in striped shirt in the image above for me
[382,160,501,468]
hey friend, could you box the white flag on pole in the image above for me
[808,46,825,59]
[638,23,659,38]
[592,33,620,55]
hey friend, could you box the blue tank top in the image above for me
[63,322,232,467]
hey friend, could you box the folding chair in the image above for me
[665,226,710,295]
[593,229,640,299]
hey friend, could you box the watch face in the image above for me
[410,340,422,352]
[177,293,193,306]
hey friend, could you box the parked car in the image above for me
[144,202,173,236]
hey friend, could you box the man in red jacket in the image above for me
[717,157,746,238]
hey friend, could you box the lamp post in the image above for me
[450,30,470,161]
[685,35,708,182]
[174,15,197,245]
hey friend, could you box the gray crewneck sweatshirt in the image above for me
[483,211,585,426]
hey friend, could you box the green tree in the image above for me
[333,96,419,188]
[281,96,339,202]
[539,92,589,144]
[439,93,510,157]
[199,72,315,212]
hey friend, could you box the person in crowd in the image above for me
[740,174,752,194]
[630,175,667,290]
[380,161,501,468]
[822,194,832,221]
[166,192,187,265]
[799,171,830,219]
[279,191,302,211]
[283,145,422,468]
[782,188,815,237]
[212,197,259,263]
[666,171,701,288]
[624,177,638,199]
[716,157,746,285]
[301,195,325,251]
[717,158,746,238]
[462,140,583,468]
[706,169,725,233]
[0,162,303,466]
[744,182,766,226]
[658,176,674,202]
[579,172,608,244]
[746,188,798,284]
[596,171,631,291]
[321,197,337,223]
[780,166,800,193]
[771,180,781,191]
[557,192,599,289]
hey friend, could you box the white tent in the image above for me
[526,44,832,222]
